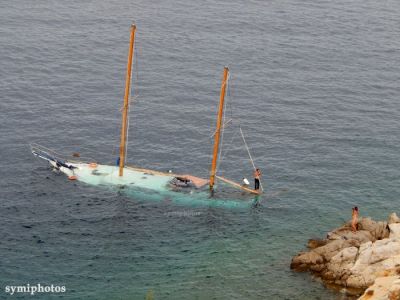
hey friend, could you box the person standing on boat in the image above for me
[351,206,359,232]
[254,168,261,190]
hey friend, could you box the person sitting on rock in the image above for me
[351,206,359,232]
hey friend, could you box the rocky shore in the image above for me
[291,213,400,299]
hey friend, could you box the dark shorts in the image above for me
[255,178,260,190]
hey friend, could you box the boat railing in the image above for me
[29,143,97,164]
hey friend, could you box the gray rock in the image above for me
[388,212,400,224]
[307,238,327,249]
[291,213,400,296]
[389,223,400,239]
[358,217,389,240]
[290,251,324,271]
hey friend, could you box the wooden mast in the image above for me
[209,67,229,190]
[119,24,136,177]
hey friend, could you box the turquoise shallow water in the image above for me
[1,0,400,299]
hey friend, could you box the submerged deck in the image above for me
[72,163,258,194]
[126,166,209,188]
[67,163,209,192]
[216,176,262,195]
[72,164,174,192]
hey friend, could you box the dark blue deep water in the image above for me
[1,0,400,299]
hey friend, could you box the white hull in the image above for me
[58,162,174,192]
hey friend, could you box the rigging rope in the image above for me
[218,127,238,173]
[239,126,263,191]
[210,72,263,191]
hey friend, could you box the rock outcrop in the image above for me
[291,213,400,298]
[359,270,400,300]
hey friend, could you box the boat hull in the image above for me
[30,144,259,209]
[69,163,174,192]
[31,144,175,192]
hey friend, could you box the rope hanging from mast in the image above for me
[213,71,263,192]
[239,126,256,170]
[239,126,263,191]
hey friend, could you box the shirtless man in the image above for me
[254,168,261,190]
[351,206,359,232]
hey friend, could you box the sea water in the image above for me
[1,0,400,299]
